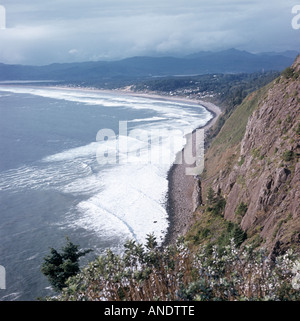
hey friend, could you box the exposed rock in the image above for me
[200,56,300,255]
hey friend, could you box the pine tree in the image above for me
[145,233,158,250]
[41,237,92,291]
[206,187,216,206]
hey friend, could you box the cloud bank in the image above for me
[0,0,299,65]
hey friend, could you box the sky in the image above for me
[0,0,299,65]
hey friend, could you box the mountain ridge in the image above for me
[0,49,297,82]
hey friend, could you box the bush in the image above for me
[206,187,226,216]
[296,123,300,135]
[282,150,294,162]
[281,67,294,79]
[217,222,247,249]
[235,202,248,218]
[46,235,300,301]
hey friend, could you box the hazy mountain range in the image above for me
[0,49,298,82]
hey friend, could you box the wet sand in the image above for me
[112,88,222,245]
[163,99,222,245]
[39,85,222,245]
[100,88,222,245]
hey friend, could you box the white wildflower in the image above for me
[292,260,300,290]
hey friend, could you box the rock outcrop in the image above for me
[199,56,300,256]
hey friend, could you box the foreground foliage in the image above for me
[47,235,300,301]
[41,237,92,291]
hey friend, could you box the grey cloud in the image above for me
[0,0,299,65]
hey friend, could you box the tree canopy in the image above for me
[41,237,92,291]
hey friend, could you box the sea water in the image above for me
[0,86,212,300]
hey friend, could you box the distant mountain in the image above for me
[0,49,297,82]
[187,49,299,60]
[258,50,299,59]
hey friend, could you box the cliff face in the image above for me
[200,56,300,255]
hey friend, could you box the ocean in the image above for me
[0,85,212,300]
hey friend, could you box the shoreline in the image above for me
[162,98,222,245]
[110,89,222,245]
[1,83,222,246]
[51,85,222,245]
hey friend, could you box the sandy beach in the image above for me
[53,85,222,244]
[162,98,222,245]
[59,85,222,244]
[30,84,222,245]
[118,87,222,245]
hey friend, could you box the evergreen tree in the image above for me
[41,237,92,291]
[145,233,158,250]
[206,187,226,216]
[206,187,216,205]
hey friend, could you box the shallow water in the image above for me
[0,86,212,300]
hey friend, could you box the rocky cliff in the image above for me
[196,56,300,256]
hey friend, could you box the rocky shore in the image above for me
[163,100,222,245]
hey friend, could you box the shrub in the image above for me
[281,67,294,79]
[295,123,300,135]
[206,187,216,206]
[217,222,247,249]
[206,187,226,216]
[235,202,248,217]
[46,235,300,301]
[282,150,294,162]
[238,156,245,166]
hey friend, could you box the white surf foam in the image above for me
[128,116,167,123]
[0,86,210,124]
[0,160,93,192]
[0,86,213,246]
[42,142,99,162]
[71,163,169,244]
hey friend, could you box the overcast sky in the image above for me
[0,0,299,65]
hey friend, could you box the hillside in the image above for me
[43,57,300,302]
[188,56,300,257]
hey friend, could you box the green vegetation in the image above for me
[206,187,226,216]
[281,66,300,80]
[209,84,271,155]
[296,123,300,135]
[235,202,248,216]
[45,236,300,301]
[206,77,279,184]
[41,237,92,292]
[282,67,294,79]
[187,188,246,253]
[235,202,248,223]
[217,222,247,248]
[282,150,294,162]
[40,61,300,301]
[204,72,279,144]
[251,147,262,159]
[238,156,245,166]
[187,209,230,247]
